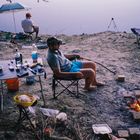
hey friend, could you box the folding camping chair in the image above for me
[48,64,83,99]
[24,32,33,40]
[131,28,140,45]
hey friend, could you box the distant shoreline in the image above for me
[0,29,132,37]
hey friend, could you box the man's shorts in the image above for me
[69,61,83,72]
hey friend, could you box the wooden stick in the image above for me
[50,135,72,140]
[80,57,116,75]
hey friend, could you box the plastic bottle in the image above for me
[15,49,22,65]
[31,44,38,63]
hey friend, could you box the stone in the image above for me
[128,127,140,135]
[118,130,129,138]
[123,92,134,98]
[132,111,140,120]
[135,90,140,97]
[116,75,125,82]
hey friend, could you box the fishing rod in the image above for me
[80,57,116,75]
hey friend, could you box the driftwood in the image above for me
[50,135,72,140]
[68,122,82,140]
[108,134,126,140]
[80,57,116,75]
[49,121,82,140]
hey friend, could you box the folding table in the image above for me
[0,58,46,112]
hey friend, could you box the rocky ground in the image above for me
[0,31,140,140]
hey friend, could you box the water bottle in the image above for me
[31,44,38,63]
[15,49,22,65]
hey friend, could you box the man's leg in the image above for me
[80,61,104,90]
[80,68,96,90]
[82,61,97,85]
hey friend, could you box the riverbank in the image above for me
[0,31,140,140]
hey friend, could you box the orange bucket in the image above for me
[6,78,19,92]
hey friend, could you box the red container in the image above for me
[6,78,19,92]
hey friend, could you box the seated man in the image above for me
[21,13,39,38]
[46,37,104,91]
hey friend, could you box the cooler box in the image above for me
[6,78,19,92]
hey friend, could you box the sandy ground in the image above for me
[0,31,140,140]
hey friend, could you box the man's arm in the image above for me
[29,20,36,30]
[64,54,80,61]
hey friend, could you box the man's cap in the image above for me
[26,13,32,18]
[47,37,62,46]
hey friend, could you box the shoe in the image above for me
[96,82,105,87]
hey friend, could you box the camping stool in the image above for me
[23,32,33,41]
[15,101,40,140]
[26,76,35,85]
[131,28,140,45]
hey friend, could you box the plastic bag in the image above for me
[56,112,67,121]
[40,108,59,117]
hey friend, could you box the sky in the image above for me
[0,0,140,35]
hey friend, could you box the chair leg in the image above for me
[52,78,56,99]
[27,34,33,41]
[24,33,33,41]
[29,35,33,40]
[76,80,79,98]
[137,35,139,45]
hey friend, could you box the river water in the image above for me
[0,0,140,35]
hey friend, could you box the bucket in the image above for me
[6,78,19,92]
[26,76,35,85]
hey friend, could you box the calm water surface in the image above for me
[0,0,140,35]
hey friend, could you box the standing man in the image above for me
[21,13,39,38]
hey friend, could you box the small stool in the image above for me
[24,32,33,41]
[16,104,35,129]
[15,101,40,140]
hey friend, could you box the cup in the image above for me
[31,51,38,63]
[9,65,14,71]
